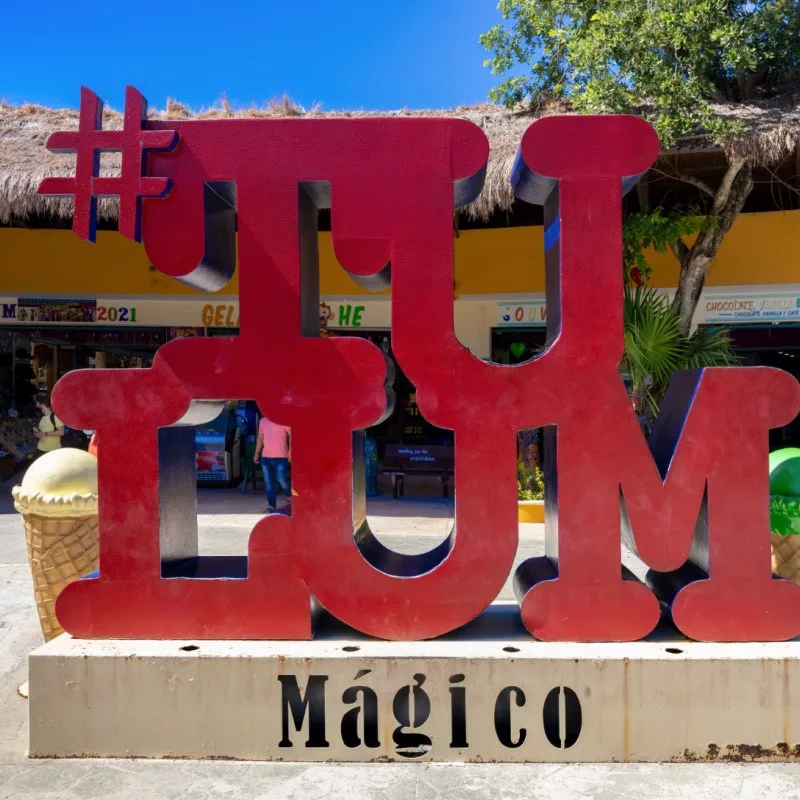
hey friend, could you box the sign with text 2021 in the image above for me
[40,87,800,644]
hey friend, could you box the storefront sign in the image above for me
[496,300,547,327]
[699,292,800,324]
[5,292,800,331]
[0,297,390,330]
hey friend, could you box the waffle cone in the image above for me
[771,533,800,584]
[22,512,98,641]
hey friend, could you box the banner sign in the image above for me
[0,298,390,330]
[496,300,547,327]
[4,293,800,330]
[699,292,800,324]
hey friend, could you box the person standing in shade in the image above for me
[34,394,64,455]
[254,413,291,513]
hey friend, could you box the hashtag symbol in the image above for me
[38,86,178,243]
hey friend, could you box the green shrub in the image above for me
[518,459,544,502]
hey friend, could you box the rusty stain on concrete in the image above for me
[678,742,800,762]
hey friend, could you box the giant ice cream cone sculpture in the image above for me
[12,449,98,641]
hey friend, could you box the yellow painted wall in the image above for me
[1,209,798,297]
[647,209,800,289]
[452,210,800,294]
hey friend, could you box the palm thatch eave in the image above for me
[1,89,798,225]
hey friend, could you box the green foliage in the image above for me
[481,0,800,147]
[517,429,544,501]
[623,208,714,285]
[518,463,544,501]
[622,286,739,422]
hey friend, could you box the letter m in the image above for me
[620,367,800,641]
[517,366,800,643]
[278,675,329,748]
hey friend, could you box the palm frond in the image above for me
[623,286,684,386]
[683,326,740,369]
[621,287,740,431]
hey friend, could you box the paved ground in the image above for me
[2,479,800,798]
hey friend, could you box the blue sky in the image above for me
[3,1,503,112]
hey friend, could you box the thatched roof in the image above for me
[1,90,799,224]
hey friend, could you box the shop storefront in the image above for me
[0,295,393,392]
[0,295,456,467]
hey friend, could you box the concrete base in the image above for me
[29,624,800,763]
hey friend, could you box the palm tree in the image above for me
[622,286,739,428]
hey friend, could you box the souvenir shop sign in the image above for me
[496,300,547,327]
[40,87,800,644]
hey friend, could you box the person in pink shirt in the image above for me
[254,412,291,513]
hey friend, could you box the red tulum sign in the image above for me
[39,87,800,643]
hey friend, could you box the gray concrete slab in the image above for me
[2,482,800,797]
[3,759,800,799]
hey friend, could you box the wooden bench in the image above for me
[380,444,454,498]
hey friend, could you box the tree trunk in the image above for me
[671,158,754,336]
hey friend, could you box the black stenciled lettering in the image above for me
[392,674,432,758]
[494,686,526,749]
[278,675,329,748]
[542,686,582,749]
[448,674,468,748]
[341,670,380,749]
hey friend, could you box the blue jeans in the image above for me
[261,457,290,509]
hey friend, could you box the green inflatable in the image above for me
[770,448,800,536]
